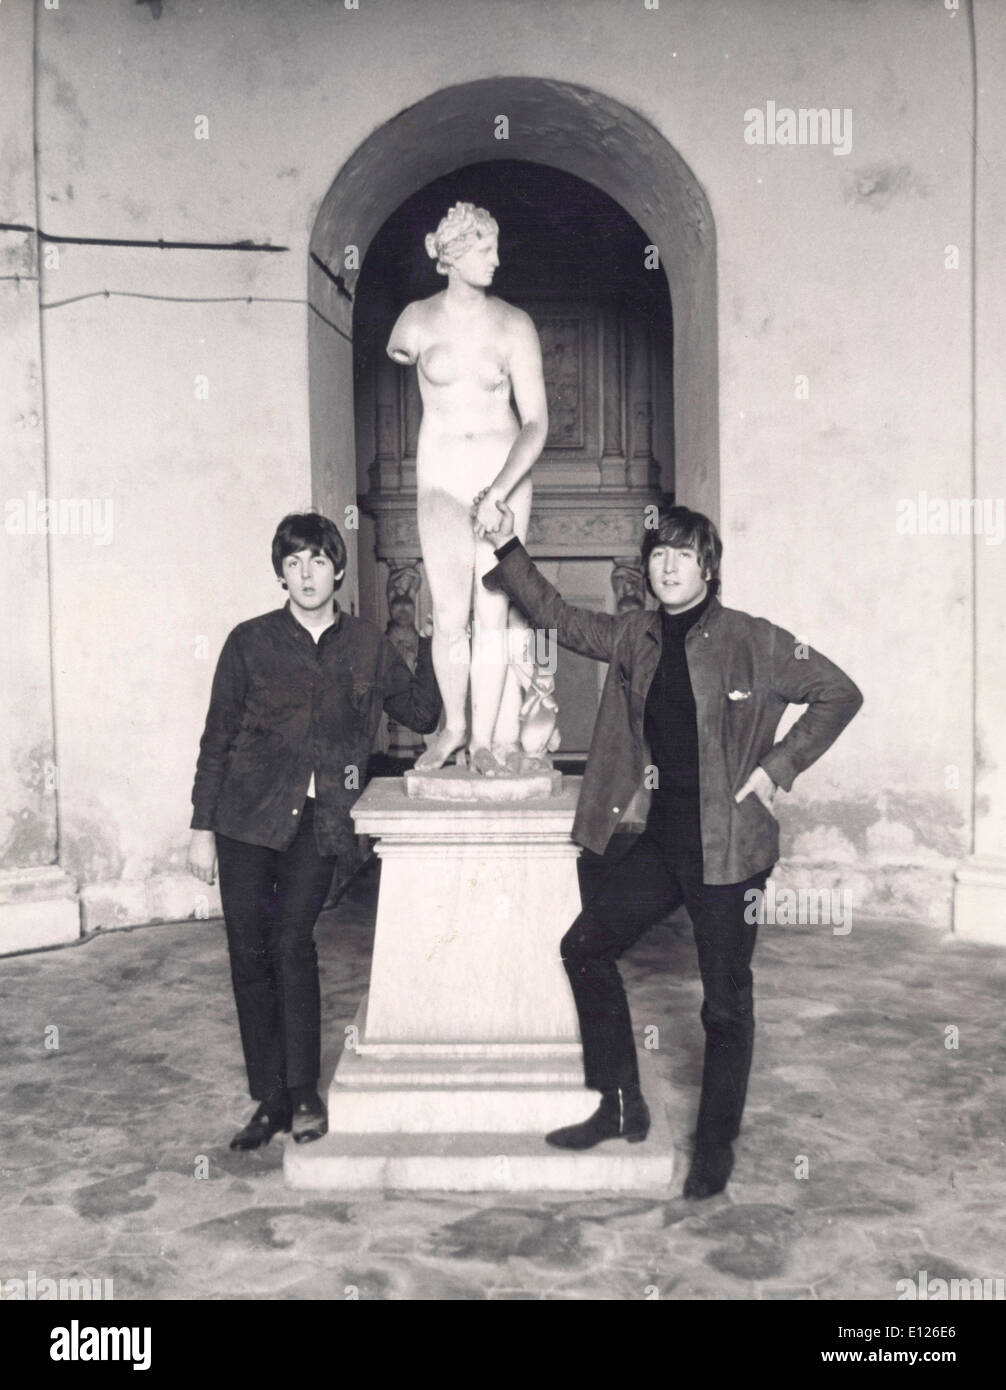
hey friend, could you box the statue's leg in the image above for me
[415,488,475,771]
[468,554,509,775]
[492,619,531,770]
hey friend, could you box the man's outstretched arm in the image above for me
[481,503,619,664]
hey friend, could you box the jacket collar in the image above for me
[643,593,722,641]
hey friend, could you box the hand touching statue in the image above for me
[472,489,516,544]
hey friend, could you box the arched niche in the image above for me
[307,77,718,605]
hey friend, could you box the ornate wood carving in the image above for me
[611,558,647,613]
[361,492,669,561]
[538,315,584,450]
[383,560,424,756]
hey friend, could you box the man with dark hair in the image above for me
[188,512,441,1150]
[477,501,862,1199]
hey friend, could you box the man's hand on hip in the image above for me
[735,766,777,812]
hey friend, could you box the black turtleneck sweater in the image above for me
[643,589,713,872]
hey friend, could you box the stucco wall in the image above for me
[1,0,58,876]
[1,0,986,934]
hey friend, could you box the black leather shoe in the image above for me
[292,1096,328,1145]
[545,1087,650,1150]
[683,1141,734,1198]
[229,1102,292,1151]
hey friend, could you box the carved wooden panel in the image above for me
[538,315,585,450]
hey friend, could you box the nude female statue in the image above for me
[386,202,549,776]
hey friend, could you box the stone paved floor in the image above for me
[1,859,1004,1302]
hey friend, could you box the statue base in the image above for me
[404,764,562,802]
[285,777,675,1192]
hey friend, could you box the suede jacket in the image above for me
[191,602,441,857]
[484,540,863,883]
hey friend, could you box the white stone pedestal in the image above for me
[285,776,674,1191]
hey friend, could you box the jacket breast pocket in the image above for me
[720,683,765,783]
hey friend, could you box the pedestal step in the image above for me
[286,1048,675,1192]
[327,1037,596,1132]
[285,1125,675,1193]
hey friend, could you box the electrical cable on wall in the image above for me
[0,221,352,339]
[34,288,352,342]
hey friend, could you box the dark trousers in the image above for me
[215,799,337,1102]
[563,832,770,1146]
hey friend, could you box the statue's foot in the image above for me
[492,743,523,775]
[520,752,551,774]
[469,746,504,778]
[414,729,467,772]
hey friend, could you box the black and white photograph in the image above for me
[1,0,1003,1345]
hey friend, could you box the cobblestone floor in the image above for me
[1,860,1003,1301]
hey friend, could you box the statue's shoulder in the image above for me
[400,292,444,322]
[388,294,444,361]
[494,299,539,345]
[495,298,534,328]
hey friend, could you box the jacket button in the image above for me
[292,808,299,816]
[612,806,620,814]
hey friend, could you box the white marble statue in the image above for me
[386,202,549,777]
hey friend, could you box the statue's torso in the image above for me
[414,296,520,448]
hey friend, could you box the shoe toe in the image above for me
[291,1105,328,1144]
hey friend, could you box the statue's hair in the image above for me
[424,202,499,275]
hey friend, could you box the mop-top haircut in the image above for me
[641,506,723,598]
[424,202,499,275]
[271,512,347,582]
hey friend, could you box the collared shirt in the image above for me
[191,602,441,857]
[486,540,863,884]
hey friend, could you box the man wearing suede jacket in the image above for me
[479,499,863,1199]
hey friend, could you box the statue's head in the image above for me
[425,202,499,277]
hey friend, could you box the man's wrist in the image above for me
[494,536,520,559]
